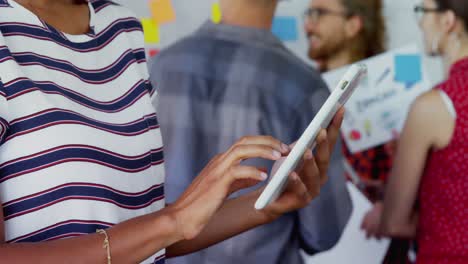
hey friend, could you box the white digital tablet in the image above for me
[254,64,367,210]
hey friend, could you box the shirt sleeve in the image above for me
[123,13,158,107]
[0,83,8,145]
[0,35,10,144]
[295,80,353,254]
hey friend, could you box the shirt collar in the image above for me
[196,20,285,50]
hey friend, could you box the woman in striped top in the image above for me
[0,0,343,263]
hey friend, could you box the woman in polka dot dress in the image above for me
[362,0,468,263]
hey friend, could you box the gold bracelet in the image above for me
[96,229,112,264]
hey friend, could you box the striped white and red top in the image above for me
[0,1,165,263]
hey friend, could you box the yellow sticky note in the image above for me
[211,3,222,24]
[141,18,160,44]
[150,0,176,25]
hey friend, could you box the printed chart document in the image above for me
[322,44,431,153]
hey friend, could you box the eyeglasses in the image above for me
[303,7,351,24]
[413,5,446,22]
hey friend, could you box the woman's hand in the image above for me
[384,140,398,157]
[167,135,289,241]
[260,108,344,219]
[361,201,384,240]
[165,109,345,257]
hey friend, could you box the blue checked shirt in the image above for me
[150,21,352,264]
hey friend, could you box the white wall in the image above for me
[114,0,444,84]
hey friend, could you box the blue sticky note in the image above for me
[271,17,298,41]
[394,54,422,89]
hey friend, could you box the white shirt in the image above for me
[0,1,165,263]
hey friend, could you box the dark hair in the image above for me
[434,0,468,30]
[340,0,386,61]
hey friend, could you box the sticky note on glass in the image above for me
[271,17,298,41]
[141,18,160,44]
[149,49,160,58]
[394,54,422,88]
[150,0,176,25]
[212,3,222,24]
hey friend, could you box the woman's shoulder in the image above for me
[411,89,448,116]
[406,89,455,146]
[405,89,454,134]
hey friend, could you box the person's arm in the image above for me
[0,136,289,263]
[0,109,342,262]
[379,90,454,238]
[166,191,269,257]
[0,123,342,262]
[167,109,344,257]
[0,202,182,263]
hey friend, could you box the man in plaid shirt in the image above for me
[304,0,411,262]
[149,0,352,263]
